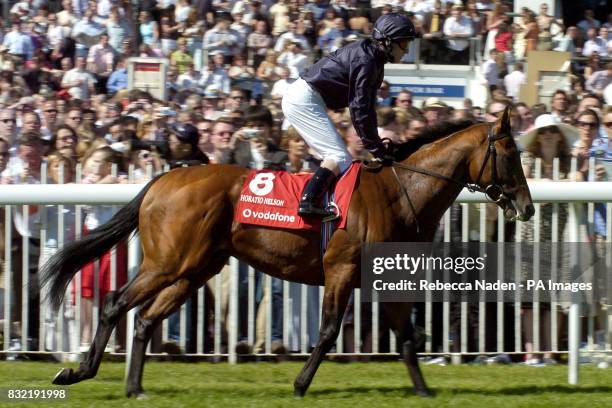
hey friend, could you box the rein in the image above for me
[390,125,511,235]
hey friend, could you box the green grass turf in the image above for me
[0,361,611,407]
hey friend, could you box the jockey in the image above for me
[282,12,417,218]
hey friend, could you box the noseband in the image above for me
[389,124,511,235]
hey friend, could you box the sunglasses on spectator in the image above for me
[0,151,9,156]
[69,116,83,121]
[198,127,210,133]
[577,121,597,129]
[231,95,244,100]
[604,122,612,129]
[1,118,15,123]
[397,99,411,103]
[215,130,233,136]
[45,109,57,113]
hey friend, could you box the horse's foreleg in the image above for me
[52,267,174,386]
[293,268,354,398]
[382,302,433,397]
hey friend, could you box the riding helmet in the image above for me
[169,123,199,146]
[372,12,417,44]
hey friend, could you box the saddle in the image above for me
[234,162,361,230]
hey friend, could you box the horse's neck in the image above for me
[398,130,479,235]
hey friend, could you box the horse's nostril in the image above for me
[525,204,535,217]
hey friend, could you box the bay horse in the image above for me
[42,108,533,398]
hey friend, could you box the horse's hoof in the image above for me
[415,388,434,398]
[126,388,147,399]
[52,368,76,385]
[293,386,306,398]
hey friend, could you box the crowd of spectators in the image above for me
[0,0,610,363]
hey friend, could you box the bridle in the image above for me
[388,124,511,235]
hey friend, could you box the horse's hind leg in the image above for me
[125,279,192,398]
[52,264,175,385]
[293,264,354,397]
[382,302,433,397]
[126,256,227,398]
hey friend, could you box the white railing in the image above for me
[0,179,610,386]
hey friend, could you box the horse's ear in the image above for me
[496,106,512,135]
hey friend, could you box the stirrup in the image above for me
[322,202,340,223]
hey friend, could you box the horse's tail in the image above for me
[41,175,163,309]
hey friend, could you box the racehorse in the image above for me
[42,108,533,398]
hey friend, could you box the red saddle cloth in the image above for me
[234,162,360,230]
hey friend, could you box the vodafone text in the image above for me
[241,208,295,223]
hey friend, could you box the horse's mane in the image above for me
[394,120,479,161]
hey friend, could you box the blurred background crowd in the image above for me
[0,0,610,365]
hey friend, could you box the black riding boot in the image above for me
[298,167,337,218]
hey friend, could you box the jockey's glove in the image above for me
[370,144,395,166]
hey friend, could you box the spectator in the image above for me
[504,62,526,102]
[481,48,500,95]
[209,117,234,163]
[394,90,413,111]
[64,106,84,133]
[170,37,193,74]
[71,8,105,58]
[87,34,115,94]
[277,41,308,80]
[377,80,392,107]
[443,4,473,65]
[274,21,311,54]
[57,0,78,28]
[138,11,160,47]
[0,109,18,145]
[582,28,607,57]
[585,62,612,96]
[421,97,449,127]
[483,2,505,59]
[106,57,128,95]
[577,9,601,34]
[524,10,539,53]
[550,90,570,123]
[317,17,350,55]
[518,114,576,365]
[196,117,214,160]
[203,14,239,65]
[247,19,272,69]
[61,56,96,100]
[199,52,231,95]
[270,66,293,100]
[554,26,579,57]
[269,0,290,37]
[404,116,426,141]
[21,111,41,136]
[50,124,78,161]
[2,21,34,62]
[572,109,601,178]
[227,54,256,96]
[514,102,534,135]
[76,145,128,350]
[220,106,287,170]
[41,100,59,140]
[176,61,202,91]
[106,7,132,54]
